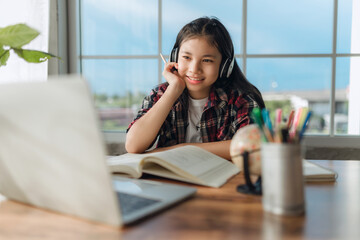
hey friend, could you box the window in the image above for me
[77,0,360,146]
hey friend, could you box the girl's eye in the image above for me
[182,56,190,60]
[203,59,214,63]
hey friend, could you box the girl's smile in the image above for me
[177,36,222,99]
[186,75,205,85]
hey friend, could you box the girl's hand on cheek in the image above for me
[162,62,186,94]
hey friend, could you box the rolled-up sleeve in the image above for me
[126,87,162,132]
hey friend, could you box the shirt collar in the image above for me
[173,86,231,110]
[205,86,229,109]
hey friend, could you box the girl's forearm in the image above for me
[193,140,232,160]
[150,140,232,161]
[125,87,182,153]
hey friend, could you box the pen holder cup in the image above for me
[261,143,305,216]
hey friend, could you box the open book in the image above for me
[107,146,240,188]
[303,160,337,182]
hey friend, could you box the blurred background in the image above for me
[1,0,359,139]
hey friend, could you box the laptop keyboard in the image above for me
[116,192,160,216]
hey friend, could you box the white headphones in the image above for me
[219,56,235,78]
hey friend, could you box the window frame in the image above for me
[71,0,360,148]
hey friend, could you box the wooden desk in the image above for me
[0,160,359,240]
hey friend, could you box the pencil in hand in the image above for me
[159,53,167,64]
[160,53,177,72]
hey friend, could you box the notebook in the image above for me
[303,160,338,182]
[0,75,196,226]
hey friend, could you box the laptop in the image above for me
[0,75,196,226]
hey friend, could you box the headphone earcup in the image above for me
[219,57,235,78]
[226,57,235,78]
[220,58,229,78]
[170,47,179,62]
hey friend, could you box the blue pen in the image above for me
[251,108,268,142]
[261,109,274,136]
[299,111,312,141]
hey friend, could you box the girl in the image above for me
[126,17,265,160]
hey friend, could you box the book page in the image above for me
[142,163,202,185]
[143,146,239,188]
[107,154,145,178]
[145,146,227,177]
[107,146,240,188]
[196,162,240,187]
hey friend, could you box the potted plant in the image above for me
[0,23,58,67]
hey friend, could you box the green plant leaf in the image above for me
[0,24,39,48]
[0,48,10,66]
[13,48,57,63]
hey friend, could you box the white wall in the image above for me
[0,0,49,83]
[348,0,360,134]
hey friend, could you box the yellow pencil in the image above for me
[159,53,166,64]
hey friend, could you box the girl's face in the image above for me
[177,36,222,99]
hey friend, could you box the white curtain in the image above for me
[0,0,49,83]
[348,0,360,134]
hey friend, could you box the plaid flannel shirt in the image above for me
[127,83,259,148]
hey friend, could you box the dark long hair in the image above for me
[172,16,265,109]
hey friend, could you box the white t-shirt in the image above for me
[185,96,208,143]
